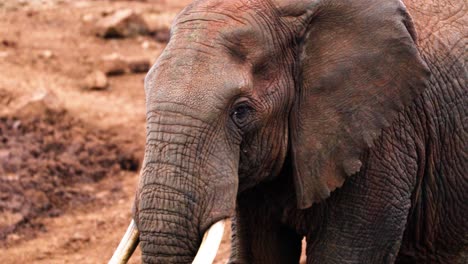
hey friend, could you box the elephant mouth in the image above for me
[108,219,227,264]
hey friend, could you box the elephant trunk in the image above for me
[137,176,201,263]
[133,113,238,263]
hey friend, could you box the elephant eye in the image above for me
[231,104,253,128]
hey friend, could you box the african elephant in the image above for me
[110,0,467,263]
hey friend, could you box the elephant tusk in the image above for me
[108,219,140,264]
[192,219,226,264]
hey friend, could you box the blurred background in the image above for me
[0,1,308,263]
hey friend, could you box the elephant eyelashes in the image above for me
[231,104,254,129]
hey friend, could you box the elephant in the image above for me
[109,0,467,263]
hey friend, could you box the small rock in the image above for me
[100,54,152,75]
[12,120,21,129]
[1,39,17,48]
[26,10,38,17]
[84,70,108,90]
[17,0,28,6]
[25,190,50,210]
[126,57,151,73]
[71,232,90,242]
[144,12,174,43]
[6,233,21,243]
[100,8,115,17]
[96,191,109,199]
[35,253,48,261]
[100,53,127,76]
[144,12,174,34]
[153,28,170,43]
[4,173,20,181]
[0,51,9,58]
[73,1,91,8]
[80,184,96,193]
[82,13,94,22]
[39,50,53,59]
[141,40,151,49]
[95,9,149,38]
[14,90,62,119]
[0,212,23,229]
[48,208,62,217]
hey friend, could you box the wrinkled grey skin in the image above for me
[132,0,467,263]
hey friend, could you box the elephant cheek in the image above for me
[200,175,238,232]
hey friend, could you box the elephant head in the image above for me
[110,0,429,262]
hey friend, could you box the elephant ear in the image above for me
[287,0,430,209]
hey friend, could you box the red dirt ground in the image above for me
[0,1,306,263]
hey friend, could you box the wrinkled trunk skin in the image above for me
[135,112,237,263]
[138,183,200,263]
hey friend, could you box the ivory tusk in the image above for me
[108,219,140,264]
[192,220,226,264]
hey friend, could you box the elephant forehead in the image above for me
[173,0,277,42]
[145,53,252,113]
[175,0,252,27]
[184,0,265,12]
[271,0,316,16]
[171,3,285,72]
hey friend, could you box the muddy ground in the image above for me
[0,0,306,263]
